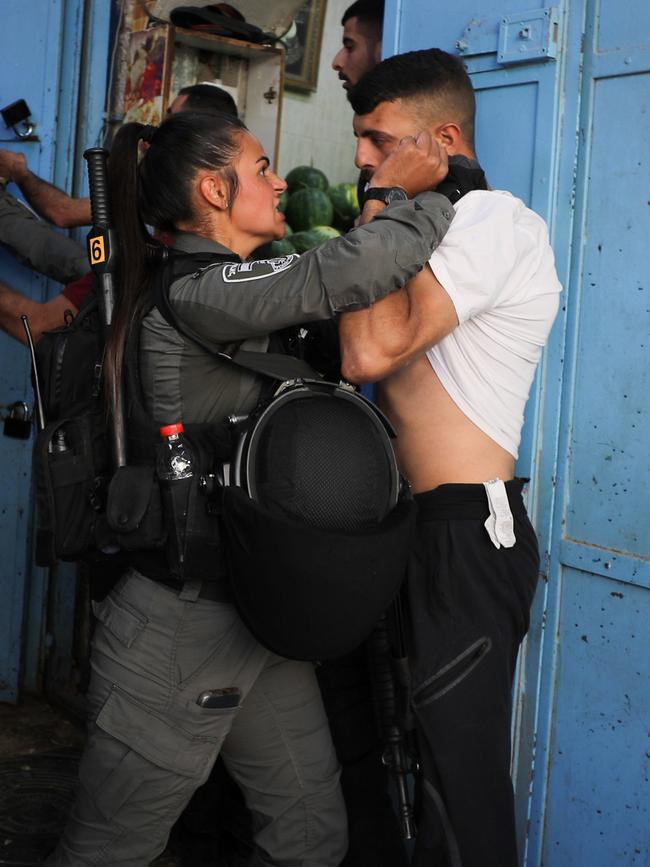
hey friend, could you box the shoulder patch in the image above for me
[222,255,300,283]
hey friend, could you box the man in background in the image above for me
[332,0,384,91]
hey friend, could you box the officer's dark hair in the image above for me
[177,83,238,117]
[349,48,476,150]
[105,111,247,393]
[341,0,384,42]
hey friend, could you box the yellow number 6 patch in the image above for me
[89,235,106,265]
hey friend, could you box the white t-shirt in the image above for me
[426,190,562,458]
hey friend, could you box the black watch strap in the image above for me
[363,186,408,205]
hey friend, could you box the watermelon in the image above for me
[290,230,321,253]
[310,225,342,242]
[288,226,342,254]
[269,238,297,257]
[328,182,360,230]
[278,190,289,213]
[284,222,293,237]
[285,165,329,194]
[285,188,334,232]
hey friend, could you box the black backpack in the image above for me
[31,290,114,565]
[31,266,232,575]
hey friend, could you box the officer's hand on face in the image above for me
[369,131,449,199]
[0,149,28,184]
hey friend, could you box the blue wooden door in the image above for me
[0,0,110,702]
[385,0,650,863]
[529,1,650,863]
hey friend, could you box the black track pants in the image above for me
[407,480,539,867]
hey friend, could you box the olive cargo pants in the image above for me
[46,570,347,866]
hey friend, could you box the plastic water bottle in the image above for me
[54,427,68,452]
[157,423,194,579]
[157,423,194,481]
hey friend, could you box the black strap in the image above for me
[153,251,323,383]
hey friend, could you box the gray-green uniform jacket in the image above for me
[0,186,88,283]
[140,191,454,426]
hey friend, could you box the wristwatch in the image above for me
[363,186,408,205]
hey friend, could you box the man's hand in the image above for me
[0,149,28,184]
[0,279,78,345]
[368,131,448,199]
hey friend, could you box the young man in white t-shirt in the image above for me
[340,48,562,867]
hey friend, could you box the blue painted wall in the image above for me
[0,0,111,702]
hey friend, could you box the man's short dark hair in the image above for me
[349,48,476,148]
[179,83,238,117]
[341,0,384,41]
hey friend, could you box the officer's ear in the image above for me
[198,172,231,211]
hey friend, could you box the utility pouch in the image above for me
[32,412,109,566]
[106,465,166,551]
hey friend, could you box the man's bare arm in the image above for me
[0,150,91,228]
[0,280,78,345]
[340,134,457,385]
[339,265,458,384]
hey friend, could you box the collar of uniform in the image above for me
[172,231,237,258]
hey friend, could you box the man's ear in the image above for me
[198,172,230,210]
[433,122,463,155]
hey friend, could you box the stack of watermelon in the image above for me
[270,166,360,257]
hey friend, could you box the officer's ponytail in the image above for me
[104,112,247,404]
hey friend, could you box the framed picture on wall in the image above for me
[283,0,327,92]
[123,26,171,125]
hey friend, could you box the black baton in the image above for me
[84,147,127,468]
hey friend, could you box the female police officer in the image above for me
[47,111,452,866]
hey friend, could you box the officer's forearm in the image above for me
[172,192,454,345]
[321,191,454,313]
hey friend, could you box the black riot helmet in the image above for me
[222,378,416,660]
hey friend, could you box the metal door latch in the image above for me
[2,401,33,439]
[1,99,35,139]
[498,7,560,64]
[454,6,560,65]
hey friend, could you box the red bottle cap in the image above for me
[159,422,184,437]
